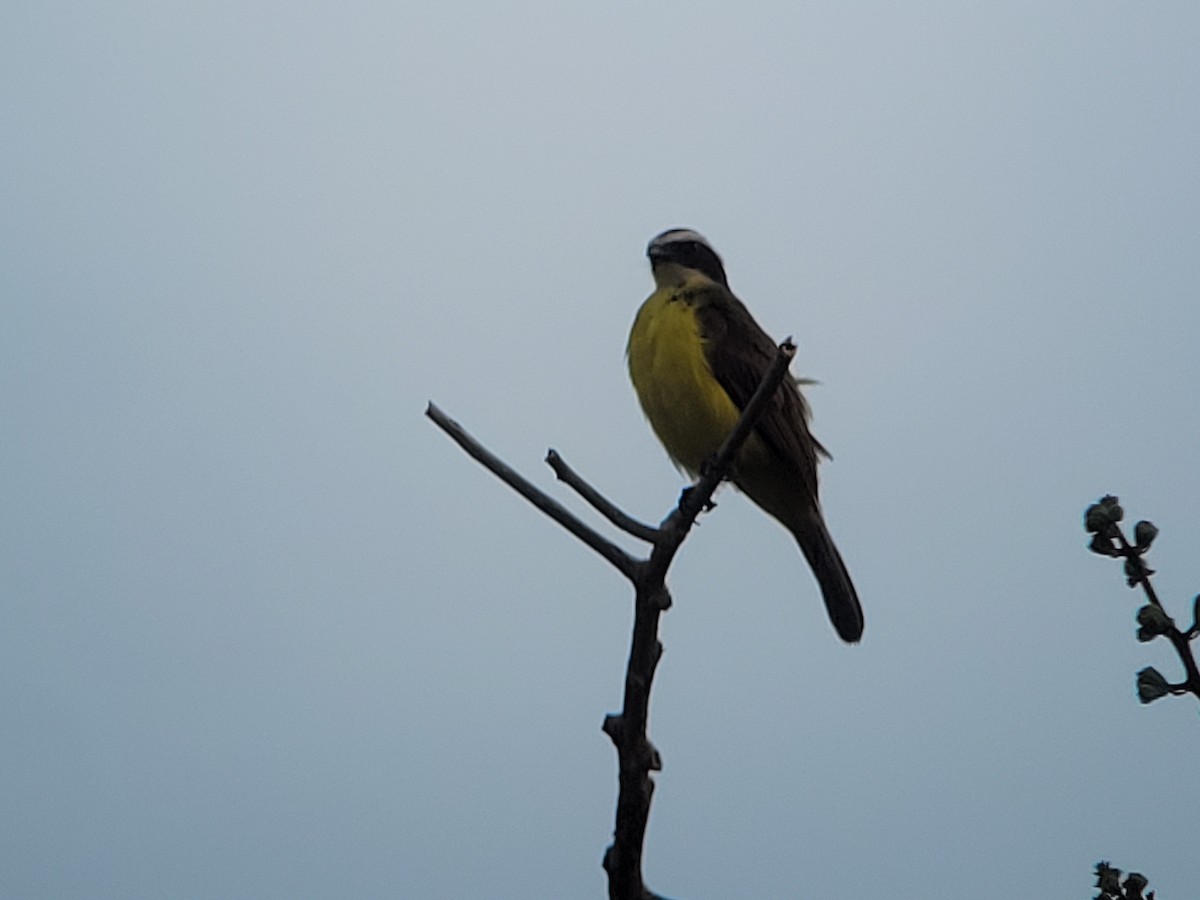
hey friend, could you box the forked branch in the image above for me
[427,341,797,900]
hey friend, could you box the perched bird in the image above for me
[627,228,863,643]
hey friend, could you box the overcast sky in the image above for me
[3,3,1199,898]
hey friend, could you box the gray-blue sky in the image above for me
[3,3,1199,897]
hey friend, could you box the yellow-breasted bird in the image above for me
[627,228,863,643]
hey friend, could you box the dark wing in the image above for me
[689,283,825,499]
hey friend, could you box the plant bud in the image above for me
[1095,863,1121,893]
[1084,503,1108,534]
[1136,666,1169,703]
[1100,495,1124,522]
[1123,872,1148,898]
[1133,520,1158,549]
[1135,604,1173,641]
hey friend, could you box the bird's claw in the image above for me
[680,484,717,514]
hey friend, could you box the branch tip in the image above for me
[426,402,640,579]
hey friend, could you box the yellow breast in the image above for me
[627,289,743,476]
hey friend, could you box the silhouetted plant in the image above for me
[1084,495,1200,707]
[1094,861,1153,900]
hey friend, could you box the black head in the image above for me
[646,228,729,288]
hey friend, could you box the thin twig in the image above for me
[425,403,640,579]
[546,449,660,543]
[696,337,797,515]
[1111,529,1164,608]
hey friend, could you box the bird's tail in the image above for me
[791,512,863,643]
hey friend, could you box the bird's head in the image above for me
[646,228,729,290]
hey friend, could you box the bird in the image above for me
[626,228,863,643]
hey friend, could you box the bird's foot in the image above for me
[679,484,717,514]
[698,453,732,482]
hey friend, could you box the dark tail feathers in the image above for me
[792,513,863,643]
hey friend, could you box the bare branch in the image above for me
[602,342,795,899]
[425,403,640,580]
[427,340,799,899]
[546,449,660,543]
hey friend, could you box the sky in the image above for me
[3,3,1199,898]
